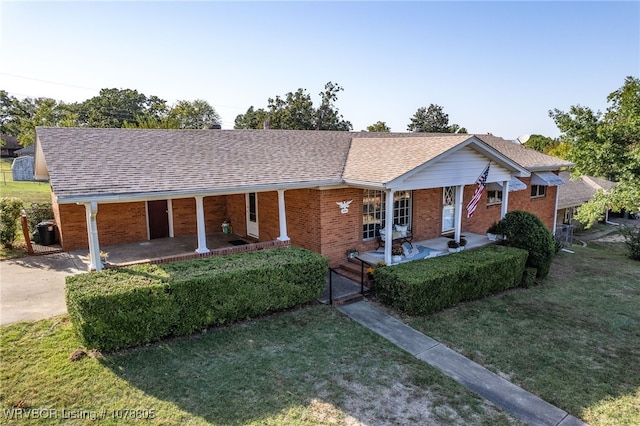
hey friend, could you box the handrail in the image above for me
[352,255,368,296]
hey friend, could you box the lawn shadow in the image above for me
[98,305,514,425]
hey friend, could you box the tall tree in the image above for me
[168,99,221,129]
[366,121,391,132]
[76,88,168,128]
[234,82,352,131]
[407,104,465,133]
[523,134,559,154]
[549,76,640,226]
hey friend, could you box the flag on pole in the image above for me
[466,162,490,218]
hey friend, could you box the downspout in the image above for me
[84,201,101,271]
[552,185,560,235]
[501,179,510,219]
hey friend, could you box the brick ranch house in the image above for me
[34,127,572,270]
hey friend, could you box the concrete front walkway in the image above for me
[338,301,587,426]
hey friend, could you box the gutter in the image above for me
[60,179,343,205]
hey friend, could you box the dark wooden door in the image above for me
[148,200,169,239]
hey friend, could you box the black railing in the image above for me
[328,267,336,305]
[353,255,370,296]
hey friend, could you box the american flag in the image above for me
[466,162,490,218]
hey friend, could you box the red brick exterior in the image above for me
[52,176,559,265]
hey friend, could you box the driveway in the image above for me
[0,252,86,326]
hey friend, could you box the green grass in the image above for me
[405,241,640,425]
[0,305,521,425]
[1,159,52,204]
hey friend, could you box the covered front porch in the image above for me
[71,232,289,270]
[356,231,494,266]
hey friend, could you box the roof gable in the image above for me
[343,135,530,189]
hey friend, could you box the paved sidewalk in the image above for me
[338,301,588,426]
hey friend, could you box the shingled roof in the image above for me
[476,134,573,171]
[36,127,572,203]
[557,171,616,209]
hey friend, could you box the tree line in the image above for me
[0,88,222,147]
[1,81,467,148]
[2,77,637,226]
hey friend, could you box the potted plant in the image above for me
[447,240,460,253]
[487,222,501,241]
[346,248,359,259]
[459,238,467,251]
[391,245,404,262]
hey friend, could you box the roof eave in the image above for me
[57,179,344,205]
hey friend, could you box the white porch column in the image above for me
[454,185,464,243]
[501,179,510,219]
[384,189,394,264]
[276,189,290,241]
[84,202,101,271]
[194,196,209,254]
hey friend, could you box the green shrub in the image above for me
[497,211,555,278]
[375,245,528,315]
[25,202,54,232]
[520,267,538,288]
[66,247,327,351]
[0,197,24,248]
[621,226,640,261]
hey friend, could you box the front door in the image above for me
[148,200,170,239]
[246,192,259,238]
[442,186,456,233]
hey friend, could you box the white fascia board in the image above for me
[342,179,386,190]
[60,179,342,205]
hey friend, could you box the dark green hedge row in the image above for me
[375,245,528,315]
[66,247,327,351]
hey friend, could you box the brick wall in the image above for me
[53,200,148,250]
[317,188,364,267]
[204,196,228,233]
[226,194,246,237]
[53,200,87,251]
[171,198,197,236]
[506,177,557,230]
[97,202,147,246]
[412,189,443,240]
[285,189,321,253]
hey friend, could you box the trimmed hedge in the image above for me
[66,247,327,351]
[375,245,528,315]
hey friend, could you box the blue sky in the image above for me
[1,1,638,139]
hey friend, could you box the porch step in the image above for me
[334,263,372,287]
[331,293,364,306]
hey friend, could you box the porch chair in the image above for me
[375,224,413,250]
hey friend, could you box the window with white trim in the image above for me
[362,190,412,240]
[487,190,503,205]
[530,185,546,198]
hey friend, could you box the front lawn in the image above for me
[406,241,640,425]
[0,305,520,425]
